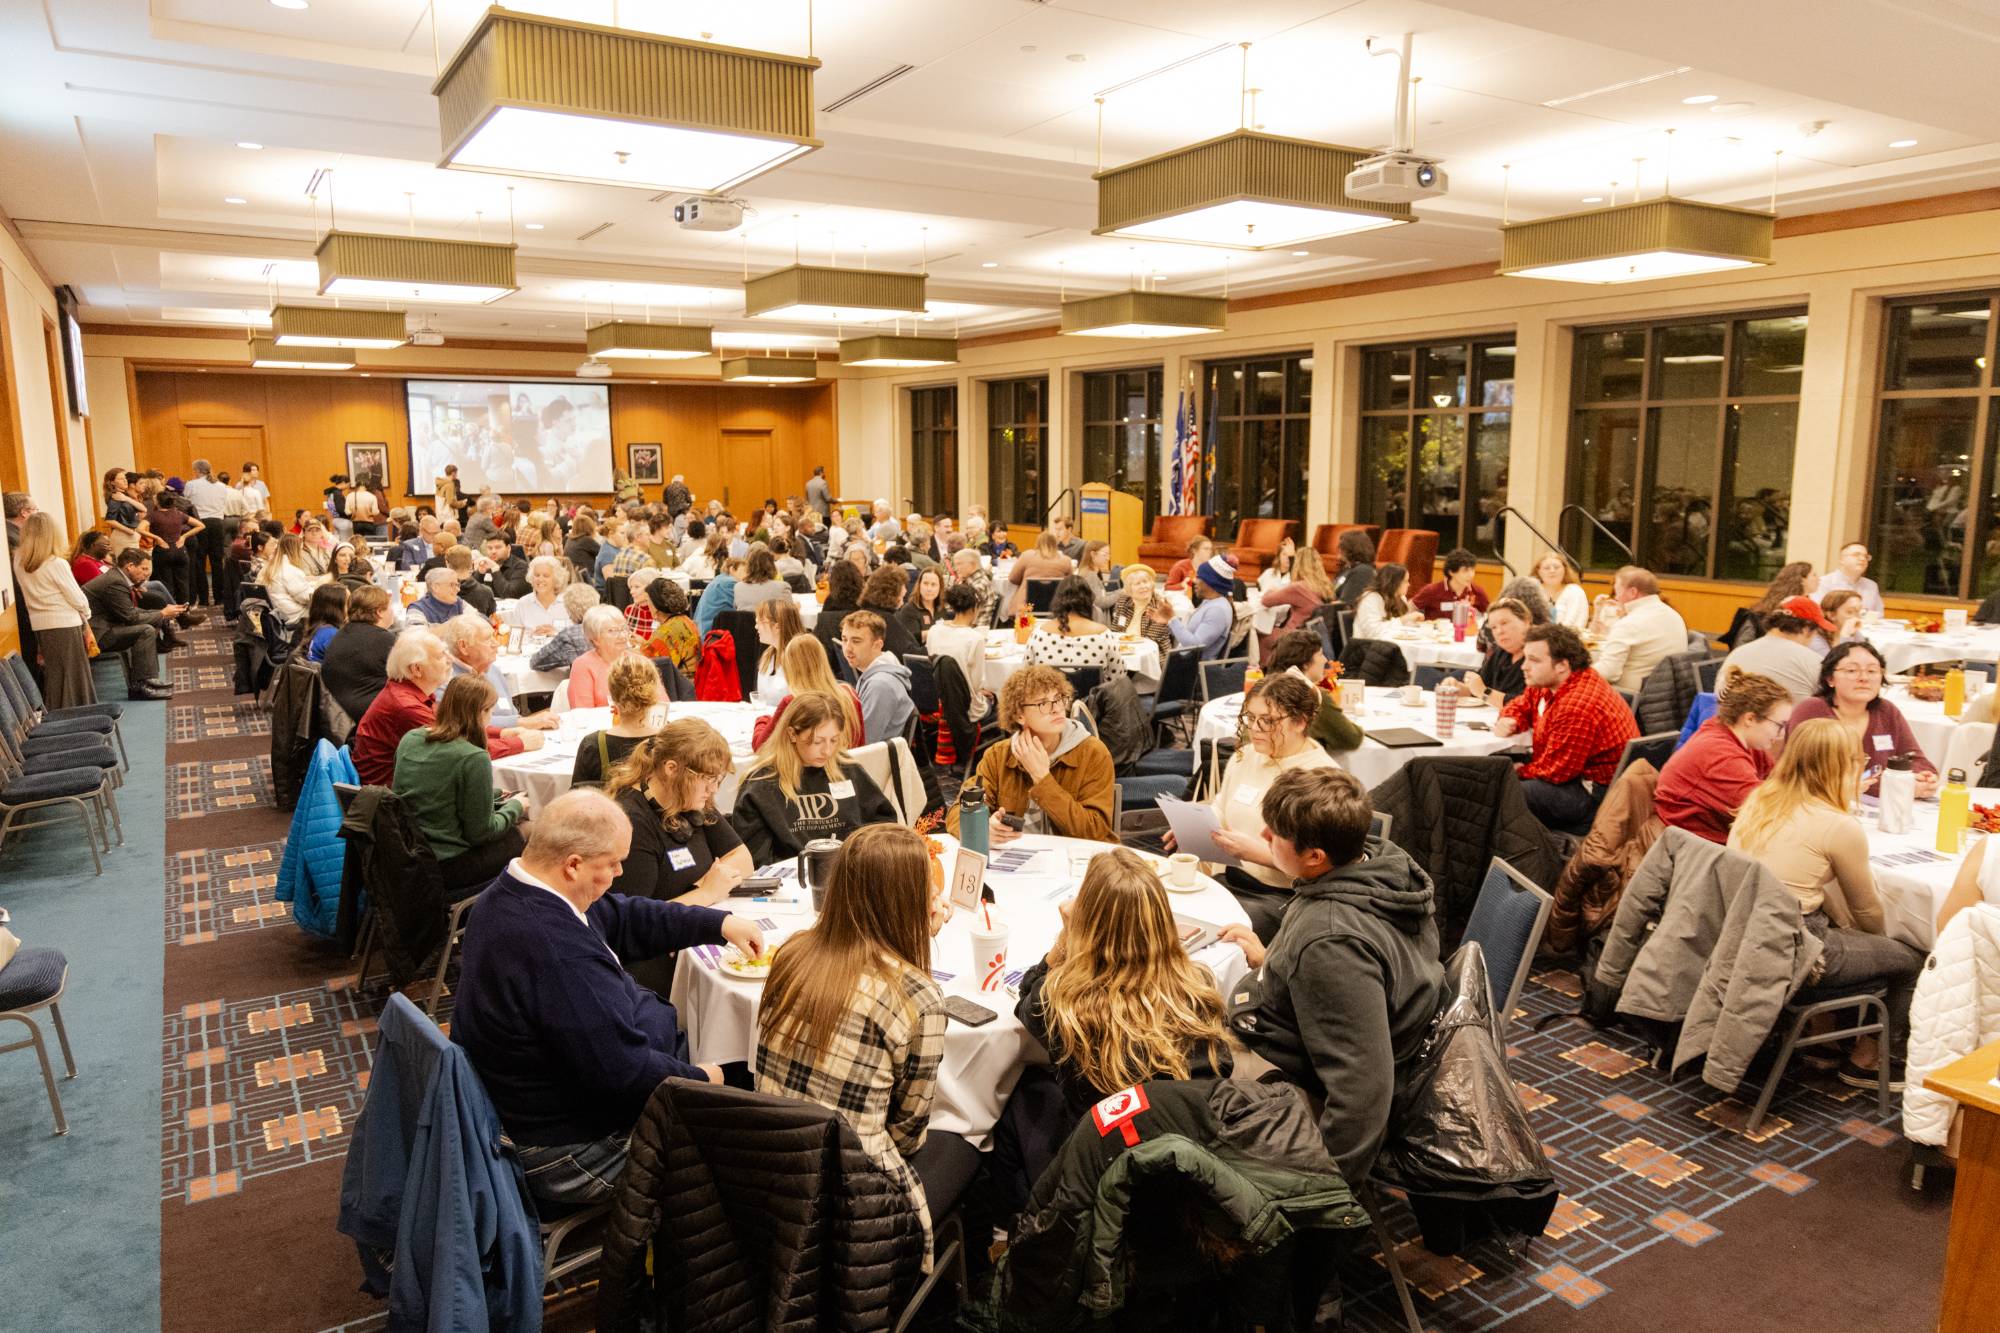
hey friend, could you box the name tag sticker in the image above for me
[1233,785,1265,806]
[828,780,856,799]
[1872,734,1893,752]
[666,847,696,871]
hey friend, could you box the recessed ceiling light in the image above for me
[1066,53,1086,63]
[270,0,308,9]
[1889,138,1918,148]
[1681,94,1718,105]
[980,261,997,269]
[1291,250,1310,257]
[524,222,545,230]
[224,196,247,205]
[1581,196,1604,204]
[236,142,263,151]
[1707,101,1754,114]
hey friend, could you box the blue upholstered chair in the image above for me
[1460,857,1553,1031]
[0,945,77,1135]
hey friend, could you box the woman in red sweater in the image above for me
[1259,547,1340,667]
[1653,671,1793,843]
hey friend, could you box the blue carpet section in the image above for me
[0,664,166,1333]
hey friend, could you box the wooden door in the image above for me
[182,425,267,490]
[719,429,775,514]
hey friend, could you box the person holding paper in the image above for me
[1166,673,1338,942]
[947,665,1116,844]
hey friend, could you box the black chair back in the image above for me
[1152,647,1202,712]
[902,654,941,715]
[1413,663,1452,691]
[711,610,762,701]
[1198,657,1249,702]
[1064,665,1102,700]
[784,572,814,593]
[605,574,632,611]
[1024,578,1060,614]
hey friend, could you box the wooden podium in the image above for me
[1924,1038,2000,1331]
[1079,482,1142,569]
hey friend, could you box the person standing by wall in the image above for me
[181,459,233,610]
[804,466,831,521]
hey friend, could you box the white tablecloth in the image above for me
[982,628,1163,691]
[1866,625,2000,675]
[1374,627,1486,674]
[495,652,567,699]
[1862,790,2000,950]
[669,833,1251,1148]
[490,701,772,814]
[1193,686,1526,789]
[1883,685,2000,773]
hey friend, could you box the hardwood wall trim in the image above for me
[1227,262,1499,315]
[0,275,24,494]
[1772,188,2000,239]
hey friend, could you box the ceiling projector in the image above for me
[576,357,613,379]
[672,197,745,232]
[1345,152,1448,204]
[405,318,445,347]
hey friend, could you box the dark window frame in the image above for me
[1357,333,1516,555]
[1080,365,1164,525]
[1564,307,1808,580]
[1201,352,1313,536]
[908,384,957,517]
[987,376,1050,528]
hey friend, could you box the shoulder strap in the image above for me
[597,730,611,776]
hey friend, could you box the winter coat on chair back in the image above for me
[1904,903,2000,1146]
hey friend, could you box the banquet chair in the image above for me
[1147,648,1203,746]
[550,679,573,714]
[1612,732,1680,786]
[849,738,927,826]
[0,727,114,876]
[1412,664,1451,691]
[1061,666,1101,701]
[1198,657,1250,702]
[1743,981,1892,1135]
[711,611,763,702]
[1023,578,1061,615]
[1460,858,1554,1032]
[1943,723,1995,781]
[3,655,126,765]
[0,943,77,1135]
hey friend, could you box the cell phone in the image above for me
[941,996,998,1027]
[994,812,1023,832]
[1463,720,1490,731]
[729,875,783,898]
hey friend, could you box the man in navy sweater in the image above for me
[452,787,765,1206]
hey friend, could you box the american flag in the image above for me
[1177,388,1203,515]
[1168,391,1188,515]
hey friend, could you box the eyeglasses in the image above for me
[1023,696,1068,713]
[1242,711,1283,731]
[1832,665,1883,679]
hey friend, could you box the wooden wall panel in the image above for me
[134,373,837,524]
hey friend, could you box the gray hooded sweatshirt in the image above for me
[1227,842,1452,1183]
[855,651,916,747]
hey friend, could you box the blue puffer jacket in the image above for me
[276,740,357,938]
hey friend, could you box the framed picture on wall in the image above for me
[626,442,664,485]
[345,441,390,490]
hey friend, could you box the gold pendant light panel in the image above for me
[586,321,714,360]
[742,264,927,323]
[1499,197,1774,284]
[839,334,959,367]
[720,355,821,383]
[269,304,407,349]
[1095,130,1412,250]
[249,338,354,369]
[435,8,821,193]
[1061,290,1228,339]
[316,231,519,304]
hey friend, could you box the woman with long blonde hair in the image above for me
[1728,717,1923,1086]
[756,824,959,1256]
[753,596,805,707]
[729,690,897,864]
[257,531,325,625]
[1259,546,1339,668]
[748,635,865,751]
[13,511,95,708]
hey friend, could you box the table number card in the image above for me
[949,847,987,913]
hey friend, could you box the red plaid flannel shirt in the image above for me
[1499,667,1637,786]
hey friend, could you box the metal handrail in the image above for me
[1558,503,1636,564]
[1484,505,1570,576]
[1044,487,1076,525]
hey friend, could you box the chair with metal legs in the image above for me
[0,946,78,1135]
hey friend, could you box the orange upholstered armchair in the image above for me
[1137,514,1211,574]
[1312,523,1382,563]
[1375,528,1440,586]
[1229,519,1301,581]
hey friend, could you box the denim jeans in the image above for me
[1803,911,1924,1060]
[1520,777,1600,835]
[515,1134,629,1207]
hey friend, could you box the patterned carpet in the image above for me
[144,623,1951,1332]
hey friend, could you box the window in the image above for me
[1358,337,1514,554]
[1081,367,1163,524]
[1868,293,2000,599]
[987,377,1048,528]
[1565,311,1807,580]
[1202,354,1311,535]
[909,386,956,516]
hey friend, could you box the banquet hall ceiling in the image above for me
[4,0,1997,345]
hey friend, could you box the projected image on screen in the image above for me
[406,380,615,495]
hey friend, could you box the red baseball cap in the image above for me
[1778,595,1835,633]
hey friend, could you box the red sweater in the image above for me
[1500,667,1637,786]
[351,679,524,787]
[1410,580,1490,622]
[1654,718,1773,843]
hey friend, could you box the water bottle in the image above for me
[1452,598,1469,643]
[1945,668,1965,719]
[1937,767,1971,854]
[1879,755,1916,834]
[959,783,990,860]
[1434,677,1459,740]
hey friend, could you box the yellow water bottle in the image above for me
[1945,668,1966,718]
[1937,767,1971,854]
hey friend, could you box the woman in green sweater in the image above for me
[1264,629,1363,754]
[393,674,528,898]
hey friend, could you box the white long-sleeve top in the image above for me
[1351,590,1394,641]
[263,559,323,624]
[15,556,90,630]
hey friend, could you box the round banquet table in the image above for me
[1864,624,2000,676]
[981,627,1162,692]
[1881,683,1997,774]
[1374,625,1487,674]
[670,833,1252,1148]
[490,701,771,815]
[1194,685,1526,789]
[1860,789,2000,950]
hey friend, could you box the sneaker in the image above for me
[1837,1059,1905,1092]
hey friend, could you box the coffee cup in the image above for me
[970,918,1010,992]
[1167,852,1199,888]
[1399,684,1423,707]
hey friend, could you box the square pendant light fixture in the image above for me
[743,265,927,323]
[269,304,407,349]
[1499,197,1773,284]
[249,338,355,369]
[720,355,821,384]
[839,334,958,367]
[1061,291,1228,339]
[434,8,820,194]
[587,321,714,360]
[317,231,518,304]
[1095,130,1412,250]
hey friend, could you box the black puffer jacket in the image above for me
[1368,756,1565,950]
[336,785,447,974]
[985,1079,1368,1333]
[269,660,351,811]
[1336,638,1410,688]
[1633,649,1704,734]
[597,1078,925,1333]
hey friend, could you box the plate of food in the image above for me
[718,941,780,980]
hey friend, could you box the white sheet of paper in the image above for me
[1157,796,1242,866]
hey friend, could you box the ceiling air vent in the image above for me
[821,65,916,113]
